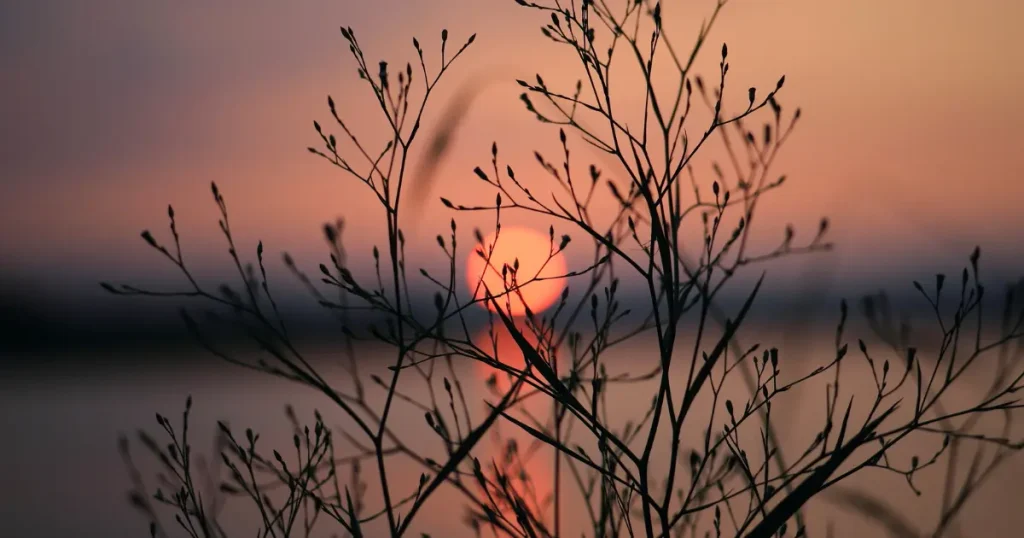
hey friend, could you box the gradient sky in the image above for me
[2,0,1023,307]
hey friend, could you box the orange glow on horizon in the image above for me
[466,226,567,317]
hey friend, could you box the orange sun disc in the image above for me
[465,226,568,317]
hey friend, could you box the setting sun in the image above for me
[465,226,567,317]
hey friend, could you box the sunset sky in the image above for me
[2,0,1023,310]
[4,4,1024,535]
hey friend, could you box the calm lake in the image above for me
[4,323,1023,537]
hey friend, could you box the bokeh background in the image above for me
[2,0,1023,536]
